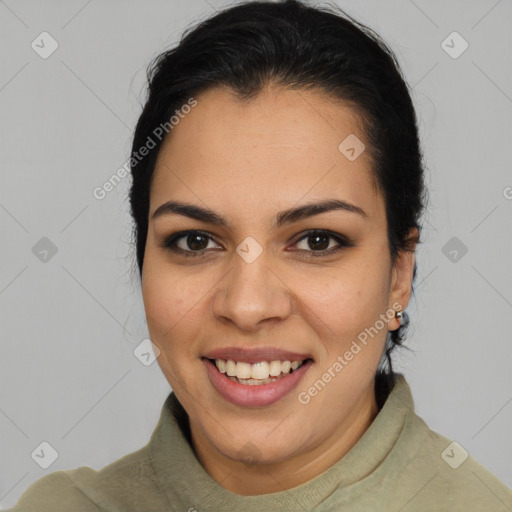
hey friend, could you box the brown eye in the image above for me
[160,230,220,257]
[292,230,354,257]
[181,233,210,251]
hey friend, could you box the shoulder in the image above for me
[7,446,167,512]
[6,469,100,512]
[394,411,512,510]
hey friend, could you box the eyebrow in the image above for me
[151,198,367,228]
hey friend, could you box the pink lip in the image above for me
[203,358,314,407]
[203,346,312,364]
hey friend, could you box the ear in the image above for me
[388,227,419,331]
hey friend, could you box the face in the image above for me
[141,84,415,483]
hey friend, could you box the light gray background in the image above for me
[1,0,511,507]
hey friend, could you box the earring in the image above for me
[395,310,403,326]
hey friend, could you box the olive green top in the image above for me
[8,374,511,511]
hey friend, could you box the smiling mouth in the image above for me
[205,357,313,386]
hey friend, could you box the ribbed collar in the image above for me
[150,373,413,511]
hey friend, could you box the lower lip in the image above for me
[203,358,313,407]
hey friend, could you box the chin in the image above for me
[212,420,305,465]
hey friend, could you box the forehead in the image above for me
[150,84,382,224]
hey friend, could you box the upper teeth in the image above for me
[215,359,303,380]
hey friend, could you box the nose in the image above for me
[211,249,294,332]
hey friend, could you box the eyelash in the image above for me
[159,230,354,258]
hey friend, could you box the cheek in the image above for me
[141,269,202,386]
[141,258,212,350]
[295,255,390,334]
[142,257,183,337]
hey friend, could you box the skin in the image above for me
[141,83,417,495]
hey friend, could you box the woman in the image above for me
[9,0,511,510]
